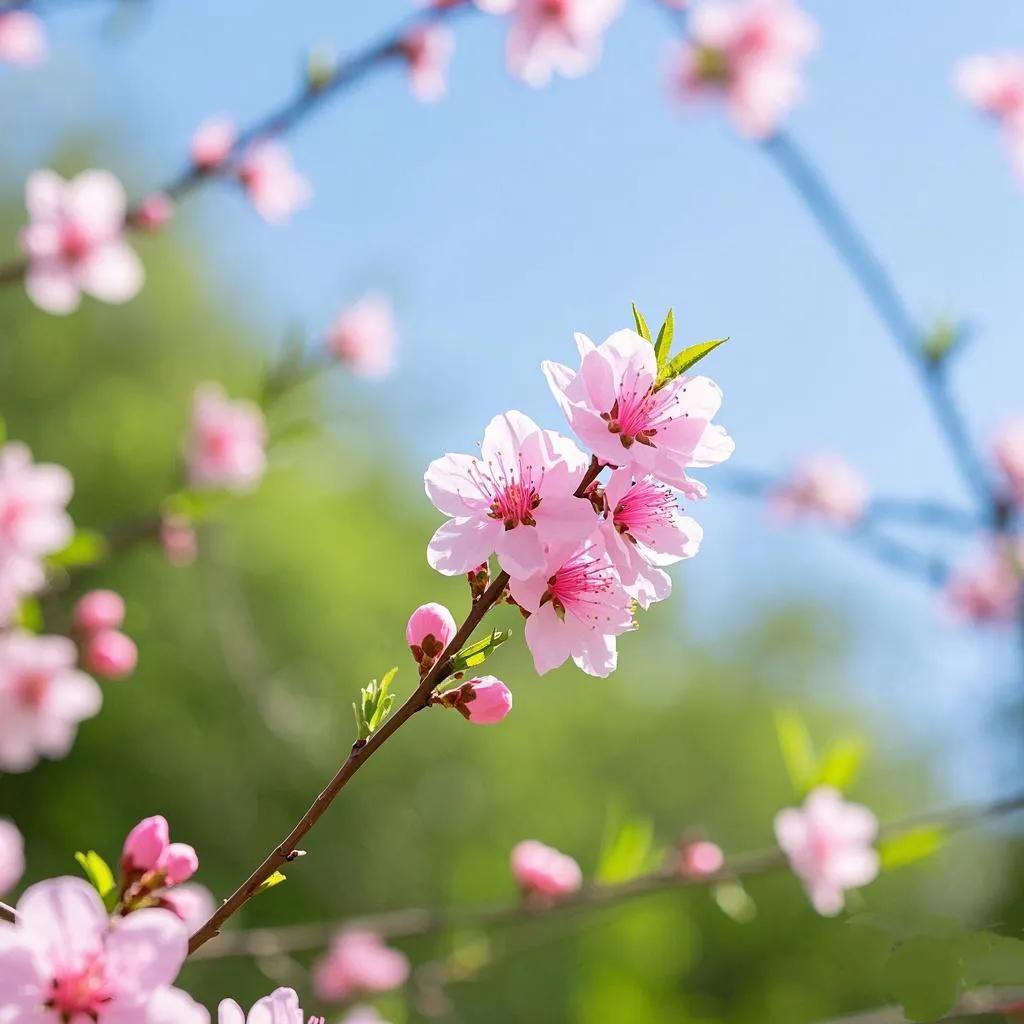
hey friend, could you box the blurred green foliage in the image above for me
[0,201,1018,1023]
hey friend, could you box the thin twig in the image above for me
[0,900,16,923]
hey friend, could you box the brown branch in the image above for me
[186,457,604,955]
[0,900,16,923]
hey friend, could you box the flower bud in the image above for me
[157,842,199,885]
[406,602,456,674]
[133,193,174,231]
[510,840,581,898]
[84,630,137,680]
[680,840,724,878]
[73,590,125,634]
[190,116,237,171]
[122,815,170,873]
[461,676,512,724]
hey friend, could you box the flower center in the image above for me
[14,670,49,710]
[694,46,733,85]
[539,0,568,20]
[59,221,93,264]
[0,496,26,541]
[612,478,675,544]
[48,956,113,1018]
[471,456,543,531]
[600,373,679,450]
[540,548,617,622]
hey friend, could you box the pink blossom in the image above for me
[313,931,410,1003]
[0,818,24,895]
[0,441,73,561]
[992,417,1024,504]
[161,882,215,933]
[0,631,101,773]
[191,116,238,171]
[161,514,198,566]
[598,468,703,609]
[326,293,399,379]
[544,330,734,497]
[400,25,454,102]
[0,552,45,626]
[945,544,1022,625]
[955,54,1024,125]
[133,192,175,231]
[774,786,879,916]
[679,839,724,878]
[425,410,597,578]
[671,0,818,138]
[83,629,138,680]
[771,453,868,527]
[341,1009,389,1024]
[407,602,457,673]
[496,0,625,88]
[122,815,171,875]
[20,169,144,315]
[0,876,197,1023]
[442,675,513,723]
[510,839,582,897]
[508,538,634,677]
[0,11,47,68]
[237,141,312,224]
[220,989,323,1024]
[73,589,125,634]
[156,843,199,886]
[186,383,268,493]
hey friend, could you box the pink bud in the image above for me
[133,192,174,231]
[83,629,137,680]
[122,815,170,873]
[681,840,724,878]
[73,590,125,633]
[406,602,456,669]
[511,840,582,898]
[191,116,237,171]
[462,675,512,724]
[160,514,198,567]
[157,842,199,885]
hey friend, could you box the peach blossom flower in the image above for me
[83,630,137,680]
[511,839,582,897]
[73,590,125,634]
[400,24,455,102]
[161,882,215,933]
[771,453,868,527]
[945,544,1022,625]
[237,141,312,224]
[191,116,238,171]
[0,818,24,895]
[992,417,1024,504]
[313,931,410,1003]
[186,383,268,493]
[326,293,398,379]
[0,11,47,68]
[955,54,1024,125]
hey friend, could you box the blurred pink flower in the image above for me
[220,988,316,1024]
[945,544,1022,625]
[671,0,818,138]
[680,839,724,877]
[161,882,215,933]
[341,1009,388,1024]
[598,468,703,609]
[0,631,101,773]
[955,54,1024,125]
[509,538,634,677]
[133,192,175,232]
[511,839,582,897]
[186,383,268,493]
[0,11,47,68]
[237,141,312,224]
[83,629,138,680]
[191,116,238,171]
[771,453,868,527]
[326,293,399,379]
[992,417,1024,504]
[774,786,879,916]
[313,931,410,1003]
[73,589,125,634]
[544,330,734,497]
[0,876,198,1022]
[425,410,597,578]
[20,169,144,314]
[407,601,457,673]
[400,24,454,102]
[0,818,24,895]
[160,514,198,566]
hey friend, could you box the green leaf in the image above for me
[713,881,757,923]
[774,709,816,795]
[0,418,6,445]
[879,826,946,871]
[654,308,675,368]
[961,931,1024,987]
[921,318,961,366]
[883,937,961,1021]
[657,337,728,387]
[48,529,109,570]
[256,870,287,894]
[356,668,400,740]
[596,808,656,884]
[813,736,867,791]
[15,598,43,634]
[75,850,118,910]
[449,629,511,674]
[631,303,652,342]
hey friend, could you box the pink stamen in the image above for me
[612,478,676,542]
[468,452,545,530]
[48,955,113,1017]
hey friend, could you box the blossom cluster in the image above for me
[423,326,733,678]
[956,52,1024,182]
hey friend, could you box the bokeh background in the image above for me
[3,1,1024,1020]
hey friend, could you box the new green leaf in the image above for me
[654,308,675,368]
[256,870,287,894]
[75,850,118,910]
[879,827,946,871]
[449,629,511,674]
[657,338,728,386]
[631,303,652,342]
[49,530,109,570]
[774,708,816,795]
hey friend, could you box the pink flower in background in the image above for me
[313,930,410,1002]
[0,631,101,773]
[945,544,1022,625]
[425,410,597,578]
[162,882,215,933]
[83,629,138,680]
[220,988,318,1024]
[771,453,868,527]
[407,601,457,674]
[191,116,238,171]
[992,417,1024,504]
[0,11,47,67]
[511,840,582,897]
[545,330,734,496]
[598,469,703,609]
[400,24,454,102]
[20,169,144,314]
[326,293,399,379]
[0,876,194,1022]
[161,514,198,566]
[509,538,634,677]
[955,54,1024,125]
[186,383,268,493]
[0,553,45,626]
[237,141,312,224]
[0,818,24,895]
[441,675,514,723]
[679,839,724,878]
[496,0,625,88]
[133,192,175,231]
[122,814,199,886]
[341,1009,389,1024]
[671,0,818,138]
[73,589,125,634]
[774,786,879,916]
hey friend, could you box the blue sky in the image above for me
[10,0,1024,794]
